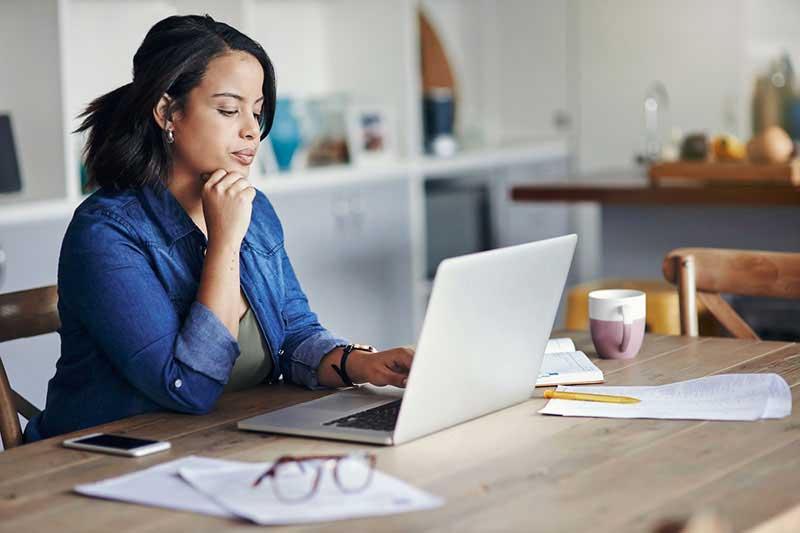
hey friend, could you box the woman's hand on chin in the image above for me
[201,169,256,247]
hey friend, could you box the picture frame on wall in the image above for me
[346,105,396,166]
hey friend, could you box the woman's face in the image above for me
[170,51,264,179]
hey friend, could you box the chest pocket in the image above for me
[242,241,286,309]
[143,240,202,319]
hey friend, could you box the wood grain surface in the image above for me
[662,248,800,301]
[648,160,800,187]
[511,183,800,206]
[1,331,798,532]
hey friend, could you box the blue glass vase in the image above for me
[269,98,301,172]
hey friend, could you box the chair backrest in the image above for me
[663,248,800,339]
[0,285,59,449]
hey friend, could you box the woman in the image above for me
[24,15,413,442]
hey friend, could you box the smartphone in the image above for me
[62,433,171,457]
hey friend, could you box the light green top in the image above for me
[224,307,273,392]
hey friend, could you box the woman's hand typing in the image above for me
[319,346,415,388]
[350,347,414,387]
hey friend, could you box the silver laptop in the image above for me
[238,234,577,446]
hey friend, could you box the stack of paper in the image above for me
[74,456,236,517]
[178,461,442,525]
[539,373,792,421]
[536,338,604,387]
[75,455,443,525]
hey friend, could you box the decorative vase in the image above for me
[269,98,301,172]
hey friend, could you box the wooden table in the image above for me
[2,332,800,532]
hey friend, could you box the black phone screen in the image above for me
[73,434,160,450]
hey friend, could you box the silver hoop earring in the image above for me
[166,129,175,144]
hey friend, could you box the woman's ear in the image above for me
[152,93,174,131]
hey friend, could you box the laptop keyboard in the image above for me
[322,399,402,431]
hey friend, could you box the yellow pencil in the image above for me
[543,389,640,404]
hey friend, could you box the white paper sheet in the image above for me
[74,455,443,525]
[73,456,235,517]
[178,461,444,525]
[545,337,576,354]
[538,373,792,421]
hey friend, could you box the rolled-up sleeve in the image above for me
[173,301,239,382]
[277,245,348,390]
[60,210,240,414]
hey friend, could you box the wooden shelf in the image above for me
[417,139,567,179]
[235,139,570,193]
[0,141,569,223]
[257,163,408,193]
[512,180,800,206]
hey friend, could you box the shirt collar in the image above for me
[138,184,199,245]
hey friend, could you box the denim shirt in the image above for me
[24,185,348,442]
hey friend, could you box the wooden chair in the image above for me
[0,286,59,449]
[663,248,800,339]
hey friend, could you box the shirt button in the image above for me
[174,379,183,389]
[278,349,284,356]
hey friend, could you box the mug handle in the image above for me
[619,304,634,352]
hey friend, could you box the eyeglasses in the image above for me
[252,452,377,503]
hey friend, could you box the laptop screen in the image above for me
[0,114,22,194]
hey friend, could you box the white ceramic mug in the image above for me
[589,289,646,359]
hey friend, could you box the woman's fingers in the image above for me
[202,170,244,192]
[201,171,254,201]
[228,177,254,196]
[378,369,407,388]
[367,367,404,387]
[378,349,414,387]
[239,185,257,203]
[395,347,414,371]
[349,347,415,388]
[382,347,414,374]
[213,172,245,193]
[202,168,229,188]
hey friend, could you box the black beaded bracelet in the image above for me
[331,344,357,387]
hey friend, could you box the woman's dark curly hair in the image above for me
[76,14,276,190]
